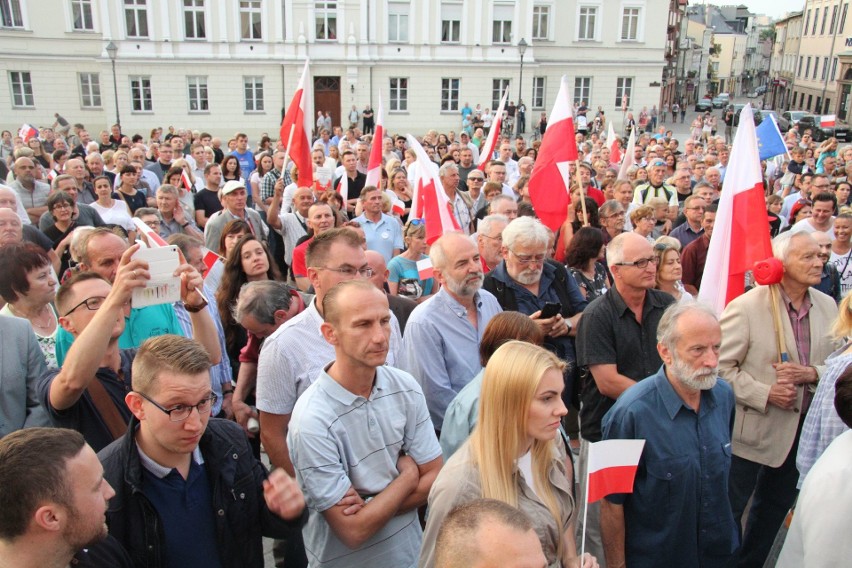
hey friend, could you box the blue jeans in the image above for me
[727,421,802,568]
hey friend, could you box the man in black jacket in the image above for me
[98,334,305,568]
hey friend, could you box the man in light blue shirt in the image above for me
[401,232,502,433]
[353,186,404,263]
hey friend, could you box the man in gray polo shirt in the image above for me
[288,280,441,567]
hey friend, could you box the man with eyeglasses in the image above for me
[476,214,509,273]
[599,200,627,246]
[574,232,675,565]
[464,170,487,213]
[256,228,403,477]
[40,243,222,452]
[669,195,707,249]
[98,334,305,568]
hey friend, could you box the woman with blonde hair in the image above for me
[420,342,597,568]
[653,237,692,302]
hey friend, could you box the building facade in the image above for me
[770,11,803,111]
[0,0,667,140]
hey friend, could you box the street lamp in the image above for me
[105,41,120,128]
[516,38,528,136]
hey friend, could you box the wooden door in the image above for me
[314,77,341,133]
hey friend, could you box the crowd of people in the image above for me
[1,107,851,568]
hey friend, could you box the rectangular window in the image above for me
[804,9,811,34]
[316,1,337,41]
[814,57,820,79]
[573,77,591,104]
[492,78,510,109]
[532,5,549,40]
[0,0,23,28]
[78,72,101,108]
[806,56,811,78]
[621,7,640,41]
[492,4,512,45]
[71,0,94,31]
[9,71,34,107]
[441,2,461,43]
[831,5,838,34]
[187,76,208,112]
[833,57,839,81]
[532,76,545,108]
[578,6,597,40]
[441,78,460,112]
[183,0,205,39]
[124,0,148,38]
[816,97,822,113]
[822,57,829,80]
[808,94,813,110]
[812,8,819,34]
[240,0,261,40]
[244,76,264,112]
[821,6,828,34]
[388,2,409,43]
[842,4,850,33]
[129,76,152,112]
[798,56,803,76]
[389,77,408,111]
[825,98,831,114]
[615,77,633,108]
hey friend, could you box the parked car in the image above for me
[732,104,763,127]
[712,93,730,108]
[748,85,767,98]
[777,110,807,132]
[695,97,713,112]
[795,114,850,142]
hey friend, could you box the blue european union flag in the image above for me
[755,115,788,161]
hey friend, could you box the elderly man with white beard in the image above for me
[600,302,738,568]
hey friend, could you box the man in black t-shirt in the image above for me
[194,163,224,229]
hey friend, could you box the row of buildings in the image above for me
[1,0,675,139]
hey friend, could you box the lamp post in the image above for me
[105,41,120,128]
[516,38,528,136]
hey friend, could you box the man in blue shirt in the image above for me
[231,133,255,177]
[353,186,403,263]
[601,302,737,568]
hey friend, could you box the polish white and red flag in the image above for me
[201,247,222,274]
[279,60,313,191]
[417,257,434,280]
[18,124,38,142]
[132,218,169,247]
[337,171,349,204]
[821,114,836,128]
[617,127,636,181]
[698,104,773,314]
[180,169,194,193]
[406,134,460,244]
[586,439,645,503]
[365,95,385,188]
[477,87,509,170]
[607,120,621,167]
[528,75,578,232]
[391,196,406,216]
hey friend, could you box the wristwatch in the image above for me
[184,295,209,313]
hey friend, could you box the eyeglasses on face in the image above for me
[137,391,218,422]
[62,295,107,317]
[315,266,374,278]
[614,256,658,269]
[509,249,546,265]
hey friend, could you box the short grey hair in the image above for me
[502,216,549,251]
[233,281,294,325]
[599,199,624,219]
[439,161,459,178]
[772,231,814,263]
[156,184,180,198]
[134,207,161,220]
[488,195,516,214]
[429,231,466,270]
[478,214,509,239]
[605,232,629,266]
[656,301,719,350]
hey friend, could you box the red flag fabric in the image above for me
[528,76,578,232]
[698,104,774,313]
[607,121,622,167]
[365,96,384,188]
[406,134,460,244]
[477,88,509,169]
[132,218,169,247]
[180,170,193,193]
[280,60,313,189]
[18,124,38,142]
[587,439,645,503]
[617,128,636,181]
[391,196,406,216]
[417,257,434,280]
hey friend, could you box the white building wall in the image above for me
[0,0,666,139]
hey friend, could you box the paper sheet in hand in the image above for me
[131,246,181,308]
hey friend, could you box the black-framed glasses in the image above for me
[315,266,374,278]
[481,233,503,241]
[137,391,218,422]
[62,295,107,317]
[615,256,658,269]
[467,177,485,182]
[509,249,546,265]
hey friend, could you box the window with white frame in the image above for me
[441,1,461,43]
[620,6,640,41]
[390,78,408,111]
[388,2,409,43]
[187,76,209,112]
[821,6,828,35]
[493,3,512,44]
[805,57,811,77]
[441,78,460,112]
[822,57,828,80]
[574,77,591,104]
[244,76,264,112]
[183,0,205,39]
[124,0,148,38]
[71,0,94,31]
[577,5,598,41]
[615,77,633,108]
[813,57,819,79]
[79,73,101,108]
[833,57,839,81]
[316,1,337,41]
[9,71,33,107]
[842,3,849,33]
[0,0,23,28]
[240,0,261,40]
[532,5,550,40]
[532,76,546,108]
[129,76,152,112]
[492,78,510,109]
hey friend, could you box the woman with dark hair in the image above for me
[115,165,148,214]
[319,189,349,225]
[27,137,51,171]
[42,191,78,275]
[204,219,252,293]
[0,243,59,367]
[215,234,281,370]
[221,154,243,185]
[556,197,600,262]
[249,152,273,209]
[565,226,609,301]
[89,175,135,240]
